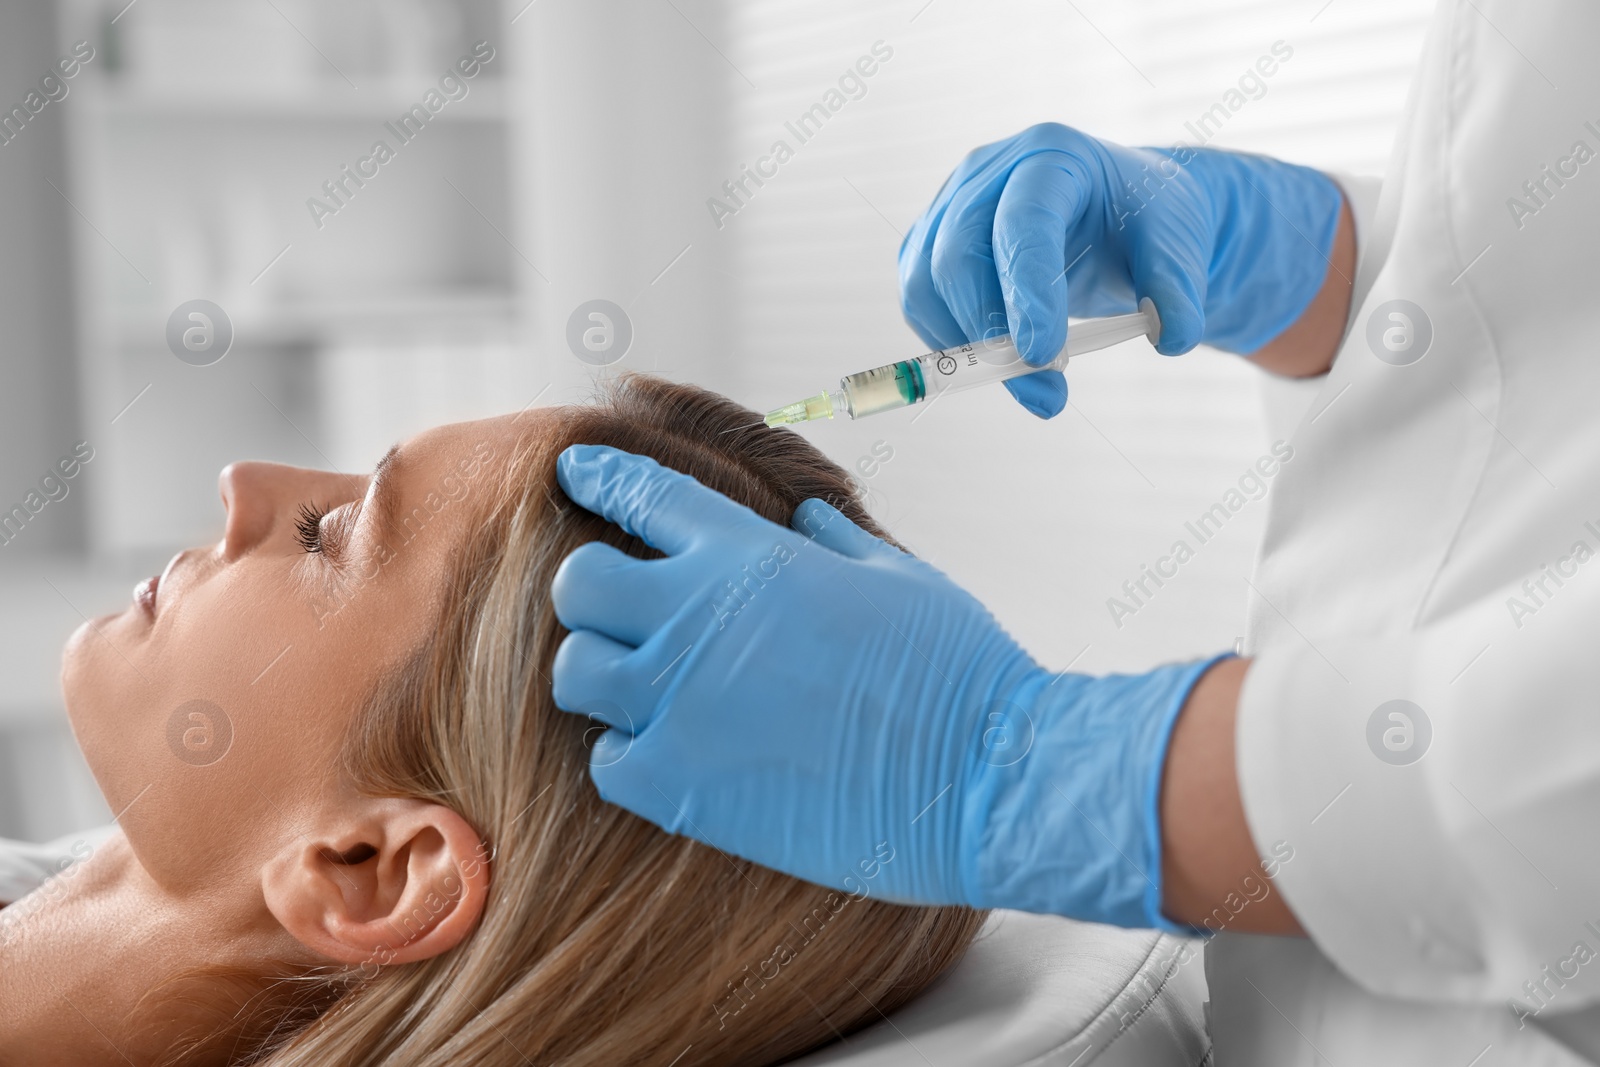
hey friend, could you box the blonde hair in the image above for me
[192,375,985,1066]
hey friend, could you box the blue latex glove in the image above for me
[900,123,1344,418]
[550,443,1230,930]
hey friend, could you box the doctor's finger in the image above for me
[896,230,966,350]
[557,444,767,556]
[993,152,1082,367]
[588,752,699,844]
[928,178,1010,346]
[899,205,970,352]
[552,540,686,647]
[792,498,903,560]
[551,629,659,733]
[1123,222,1207,355]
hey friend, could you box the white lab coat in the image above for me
[1208,1,1600,1063]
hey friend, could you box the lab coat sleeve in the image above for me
[1236,600,1600,1008]
[1326,172,1382,271]
[1253,170,1382,442]
[1325,171,1384,324]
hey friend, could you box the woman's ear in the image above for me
[261,797,491,970]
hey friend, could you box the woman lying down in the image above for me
[0,374,983,1067]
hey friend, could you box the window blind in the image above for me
[713,0,1435,669]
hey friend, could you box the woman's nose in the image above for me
[217,461,283,561]
[217,462,366,561]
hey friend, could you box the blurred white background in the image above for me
[0,0,1433,839]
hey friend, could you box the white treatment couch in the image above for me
[0,826,118,906]
[2,833,1212,1065]
[788,910,1211,1067]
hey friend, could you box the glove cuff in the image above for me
[963,653,1235,930]
[1149,147,1344,354]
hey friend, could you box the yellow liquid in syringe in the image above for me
[762,359,927,426]
[840,359,926,418]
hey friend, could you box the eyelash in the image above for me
[294,502,328,554]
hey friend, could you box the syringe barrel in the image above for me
[837,340,1046,417]
[838,358,926,418]
[837,300,1159,419]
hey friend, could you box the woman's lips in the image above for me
[134,575,158,617]
[136,550,187,618]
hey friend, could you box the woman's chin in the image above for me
[61,616,100,690]
[59,616,118,744]
[61,603,142,674]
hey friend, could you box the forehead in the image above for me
[340,409,558,641]
[376,409,560,555]
[390,409,561,503]
[400,410,553,466]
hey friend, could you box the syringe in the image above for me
[764,299,1160,427]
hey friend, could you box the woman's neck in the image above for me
[0,832,282,1067]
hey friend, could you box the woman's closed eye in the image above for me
[293,501,357,565]
[294,502,329,554]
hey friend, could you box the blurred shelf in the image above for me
[80,77,510,123]
[111,290,522,348]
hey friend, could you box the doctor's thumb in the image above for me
[1004,370,1067,419]
[1135,274,1205,357]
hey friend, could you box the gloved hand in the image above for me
[900,122,1344,417]
[550,443,1229,930]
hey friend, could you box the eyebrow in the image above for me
[367,443,404,540]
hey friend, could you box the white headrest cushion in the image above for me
[787,911,1209,1066]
